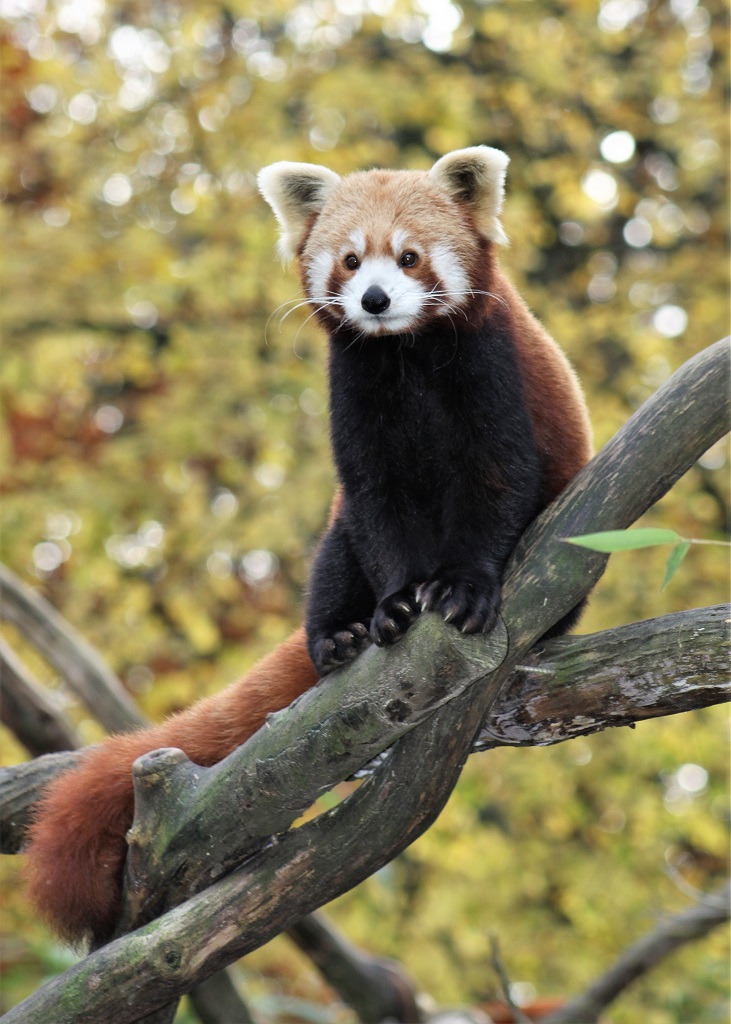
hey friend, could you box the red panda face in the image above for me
[301,172,489,335]
[259,148,510,338]
[302,171,484,336]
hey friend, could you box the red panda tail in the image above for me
[24,627,318,945]
[481,998,571,1022]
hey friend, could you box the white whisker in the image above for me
[265,293,345,354]
[278,295,342,325]
[421,299,468,321]
[291,300,344,357]
[266,282,506,351]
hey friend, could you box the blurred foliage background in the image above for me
[0,0,728,1020]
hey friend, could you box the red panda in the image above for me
[23,147,592,946]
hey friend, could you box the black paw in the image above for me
[311,622,371,675]
[416,568,500,634]
[371,587,420,646]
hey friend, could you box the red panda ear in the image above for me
[429,146,510,245]
[258,161,341,262]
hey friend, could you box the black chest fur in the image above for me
[329,322,540,547]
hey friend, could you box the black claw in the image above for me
[372,617,398,645]
[418,580,446,611]
[313,622,372,674]
[460,608,492,633]
[415,567,500,635]
[370,585,421,646]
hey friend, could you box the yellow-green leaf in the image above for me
[661,540,692,590]
[564,529,684,553]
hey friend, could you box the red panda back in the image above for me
[491,267,593,501]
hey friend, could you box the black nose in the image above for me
[361,285,391,314]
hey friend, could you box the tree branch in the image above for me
[187,972,255,1024]
[116,616,508,937]
[543,883,731,1024]
[3,340,727,1024]
[0,750,81,854]
[0,636,79,755]
[0,564,146,733]
[122,625,487,1024]
[476,603,730,750]
[288,912,422,1023]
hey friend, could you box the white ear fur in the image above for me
[429,146,510,245]
[257,161,341,261]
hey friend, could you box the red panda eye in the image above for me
[400,251,418,268]
[344,254,359,270]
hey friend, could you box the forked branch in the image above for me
[2,339,729,1024]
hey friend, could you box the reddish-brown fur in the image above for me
[482,998,575,1022]
[300,169,490,335]
[491,268,593,498]
[306,169,483,266]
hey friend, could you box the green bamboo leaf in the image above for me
[563,528,684,553]
[661,540,692,590]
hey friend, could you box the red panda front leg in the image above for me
[305,517,378,674]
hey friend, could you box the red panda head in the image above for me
[258,147,509,337]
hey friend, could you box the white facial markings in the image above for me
[391,228,409,257]
[348,229,366,257]
[306,249,336,300]
[429,244,470,313]
[306,233,469,335]
[340,255,427,335]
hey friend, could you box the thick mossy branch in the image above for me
[117,616,508,933]
[3,340,729,1024]
[2,605,728,857]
